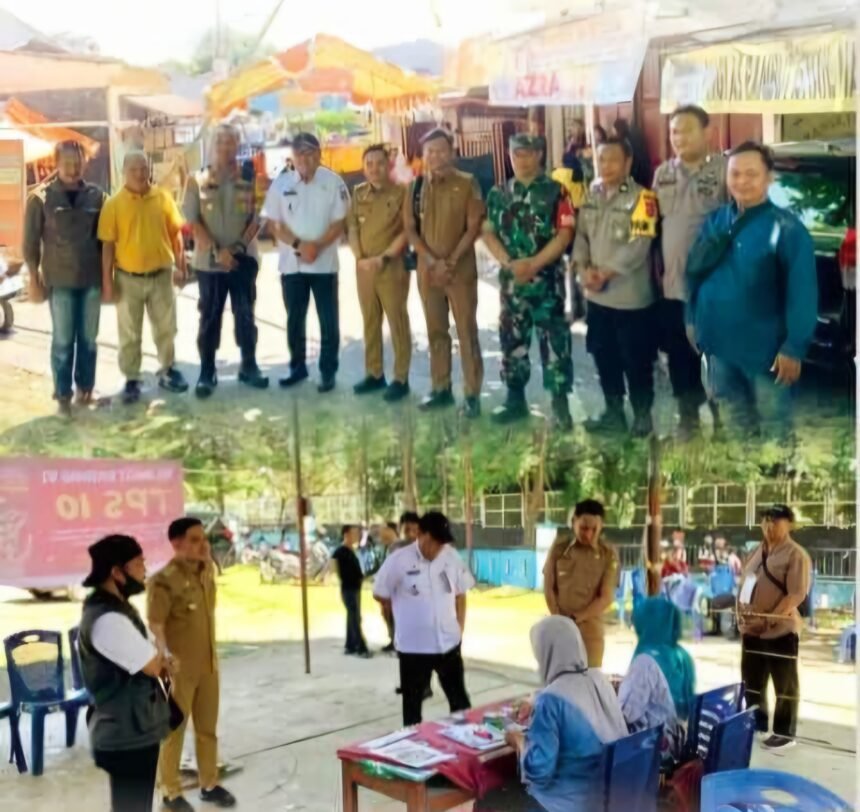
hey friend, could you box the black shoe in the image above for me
[200,785,237,808]
[551,395,573,431]
[122,380,143,405]
[383,381,410,403]
[585,406,627,435]
[418,389,455,411]
[195,373,218,399]
[279,368,308,388]
[381,642,396,653]
[357,650,374,659]
[238,366,269,389]
[159,368,189,394]
[631,412,654,438]
[162,796,195,812]
[491,389,528,424]
[354,375,386,395]
[318,375,336,393]
[760,734,796,753]
[461,396,481,419]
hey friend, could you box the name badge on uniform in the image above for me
[406,567,420,576]
[739,575,757,604]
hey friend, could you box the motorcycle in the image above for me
[0,255,22,334]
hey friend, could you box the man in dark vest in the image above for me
[78,534,171,812]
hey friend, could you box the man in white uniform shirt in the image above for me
[373,511,475,726]
[261,132,350,392]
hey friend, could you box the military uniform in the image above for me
[184,166,264,391]
[347,181,412,385]
[147,559,219,802]
[572,177,659,434]
[485,170,575,405]
[543,535,619,668]
[653,154,728,425]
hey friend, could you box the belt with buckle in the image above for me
[116,267,169,278]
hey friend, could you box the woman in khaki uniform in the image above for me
[543,499,619,668]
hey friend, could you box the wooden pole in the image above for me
[361,416,370,527]
[292,398,311,675]
[463,439,474,571]
[645,434,662,597]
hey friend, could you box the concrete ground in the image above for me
[0,575,855,811]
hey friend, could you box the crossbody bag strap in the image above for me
[760,549,788,596]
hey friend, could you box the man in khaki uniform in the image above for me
[347,144,411,403]
[737,504,811,752]
[404,128,485,419]
[148,518,236,811]
[542,499,618,668]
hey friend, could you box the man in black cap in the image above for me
[261,132,350,393]
[737,504,811,752]
[373,511,475,725]
[78,535,171,812]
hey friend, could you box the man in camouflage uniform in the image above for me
[482,133,576,429]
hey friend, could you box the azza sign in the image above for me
[0,458,184,589]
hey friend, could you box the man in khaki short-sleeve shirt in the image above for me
[542,500,619,668]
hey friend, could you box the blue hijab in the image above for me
[632,597,696,719]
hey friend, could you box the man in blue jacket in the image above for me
[686,142,817,439]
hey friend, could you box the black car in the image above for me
[769,139,855,375]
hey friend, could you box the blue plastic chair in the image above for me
[0,700,26,773]
[631,568,647,617]
[703,708,756,774]
[701,768,854,811]
[686,682,745,761]
[4,630,89,776]
[603,725,663,812]
[709,565,736,599]
[837,625,857,664]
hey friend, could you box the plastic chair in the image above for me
[709,565,736,600]
[4,630,89,776]
[837,625,857,664]
[0,701,26,773]
[701,768,854,811]
[686,683,745,761]
[664,576,705,640]
[703,708,756,775]
[603,725,663,812]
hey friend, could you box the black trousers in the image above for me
[741,633,800,737]
[280,273,340,378]
[657,298,706,407]
[94,744,159,812]
[197,267,258,377]
[399,645,470,726]
[341,588,368,654]
[585,301,657,417]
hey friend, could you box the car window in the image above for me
[770,167,852,251]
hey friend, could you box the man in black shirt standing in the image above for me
[332,525,372,658]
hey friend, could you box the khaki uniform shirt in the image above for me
[653,154,728,301]
[544,537,619,642]
[147,558,218,675]
[738,539,811,640]
[572,178,657,310]
[184,167,258,272]
[347,181,406,262]
[411,169,482,278]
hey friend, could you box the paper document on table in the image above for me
[440,723,506,751]
[362,729,414,751]
[371,740,456,769]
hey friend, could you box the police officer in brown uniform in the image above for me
[347,144,412,403]
[542,499,619,668]
[148,518,236,811]
[404,128,485,418]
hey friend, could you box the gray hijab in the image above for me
[530,616,627,743]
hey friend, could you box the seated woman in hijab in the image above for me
[475,616,627,811]
[619,597,696,767]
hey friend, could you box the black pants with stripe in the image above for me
[741,633,800,737]
[398,644,470,726]
[94,744,159,812]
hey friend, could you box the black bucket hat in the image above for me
[82,535,143,587]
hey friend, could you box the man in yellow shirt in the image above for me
[98,151,188,404]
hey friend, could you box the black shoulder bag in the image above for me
[404,176,424,272]
[760,548,810,618]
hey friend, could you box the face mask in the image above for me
[117,569,145,598]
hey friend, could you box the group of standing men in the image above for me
[24,107,817,438]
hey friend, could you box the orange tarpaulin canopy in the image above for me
[0,97,100,159]
[208,34,438,116]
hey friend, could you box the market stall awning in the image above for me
[125,94,204,119]
[0,97,100,158]
[207,34,439,116]
[660,29,856,114]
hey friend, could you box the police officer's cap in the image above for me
[419,511,455,543]
[291,132,321,153]
[83,535,143,587]
[509,133,543,151]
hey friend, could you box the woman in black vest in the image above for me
[79,535,171,812]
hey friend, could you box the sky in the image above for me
[2,0,502,66]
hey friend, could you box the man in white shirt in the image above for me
[373,511,475,726]
[261,132,350,392]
